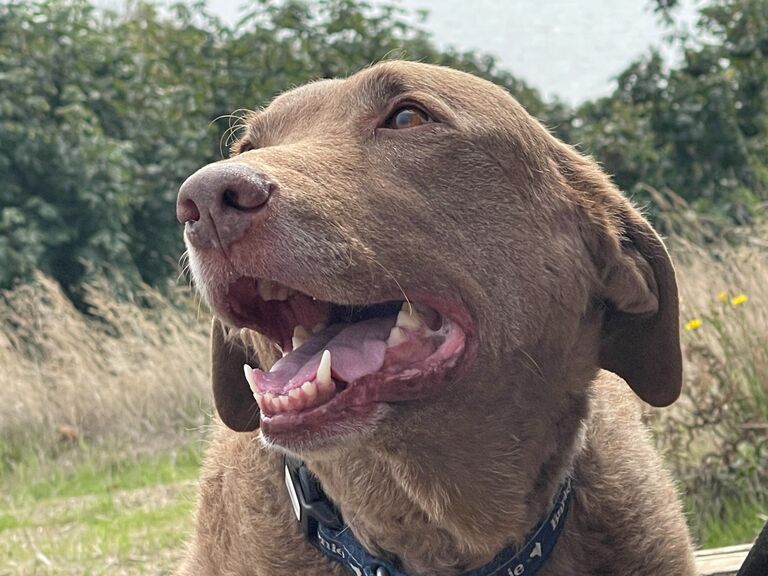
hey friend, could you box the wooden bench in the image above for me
[695,544,752,575]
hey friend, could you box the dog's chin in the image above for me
[213,275,476,453]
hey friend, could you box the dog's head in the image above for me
[178,61,681,454]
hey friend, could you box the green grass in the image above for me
[1,440,766,575]
[5,443,202,503]
[0,443,202,575]
[690,495,768,549]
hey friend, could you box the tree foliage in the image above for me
[0,0,560,297]
[1,0,766,297]
[571,0,768,222]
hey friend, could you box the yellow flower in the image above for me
[716,290,729,302]
[730,294,748,306]
[684,318,703,331]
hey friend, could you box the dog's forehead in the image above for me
[245,61,518,149]
[264,62,498,118]
[267,78,344,114]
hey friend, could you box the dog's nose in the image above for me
[177,162,275,249]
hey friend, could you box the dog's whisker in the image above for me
[367,256,412,314]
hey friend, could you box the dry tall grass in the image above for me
[0,275,211,465]
[1,231,765,542]
[652,231,768,534]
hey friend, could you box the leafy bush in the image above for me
[571,0,768,222]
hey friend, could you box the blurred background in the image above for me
[0,0,766,573]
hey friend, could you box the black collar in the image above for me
[284,455,573,576]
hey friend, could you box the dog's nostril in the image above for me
[178,198,201,224]
[222,189,240,210]
[222,184,271,212]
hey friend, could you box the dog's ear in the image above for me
[596,202,682,407]
[211,318,261,431]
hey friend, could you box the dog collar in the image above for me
[284,455,573,576]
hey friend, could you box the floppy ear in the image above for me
[597,204,682,407]
[211,318,261,431]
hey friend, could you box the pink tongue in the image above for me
[252,316,397,393]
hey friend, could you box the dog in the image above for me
[176,61,696,575]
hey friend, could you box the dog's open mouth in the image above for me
[225,277,469,431]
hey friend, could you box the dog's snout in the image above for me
[177,162,275,249]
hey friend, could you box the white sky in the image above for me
[100,0,704,104]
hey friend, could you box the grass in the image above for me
[0,443,202,575]
[0,276,210,575]
[0,224,766,572]
[690,495,768,550]
[649,229,768,546]
[0,274,211,467]
[5,443,202,504]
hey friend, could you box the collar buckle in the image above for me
[284,454,344,539]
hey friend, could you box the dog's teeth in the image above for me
[312,322,326,334]
[292,325,309,351]
[301,380,318,401]
[317,375,334,395]
[243,364,258,393]
[274,285,290,301]
[317,350,332,386]
[257,279,293,301]
[396,303,422,330]
[277,395,291,412]
[257,279,272,301]
[386,326,408,348]
[261,380,333,415]
[253,391,266,411]
[288,387,304,410]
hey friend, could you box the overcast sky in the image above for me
[92,0,703,103]
[201,0,702,103]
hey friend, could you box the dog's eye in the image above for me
[384,106,432,130]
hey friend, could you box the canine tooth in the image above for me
[386,326,408,348]
[317,375,334,395]
[243,364,257,393]
[292,325,309,350]
[317,350,332,386]
[258,279,273,301]
[301,380,318,401]
[396,303,422,330]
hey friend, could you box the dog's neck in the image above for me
[306,388,588,576]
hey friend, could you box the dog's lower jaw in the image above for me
[305,388,590,576]
[302,377,696,576]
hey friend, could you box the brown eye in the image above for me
[384,106,431,129]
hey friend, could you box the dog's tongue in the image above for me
[252,316,397,393]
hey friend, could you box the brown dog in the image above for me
[176,61,696,575]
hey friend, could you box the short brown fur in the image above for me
[179,61,695,575]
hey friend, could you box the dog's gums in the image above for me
[226,277,470,433]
